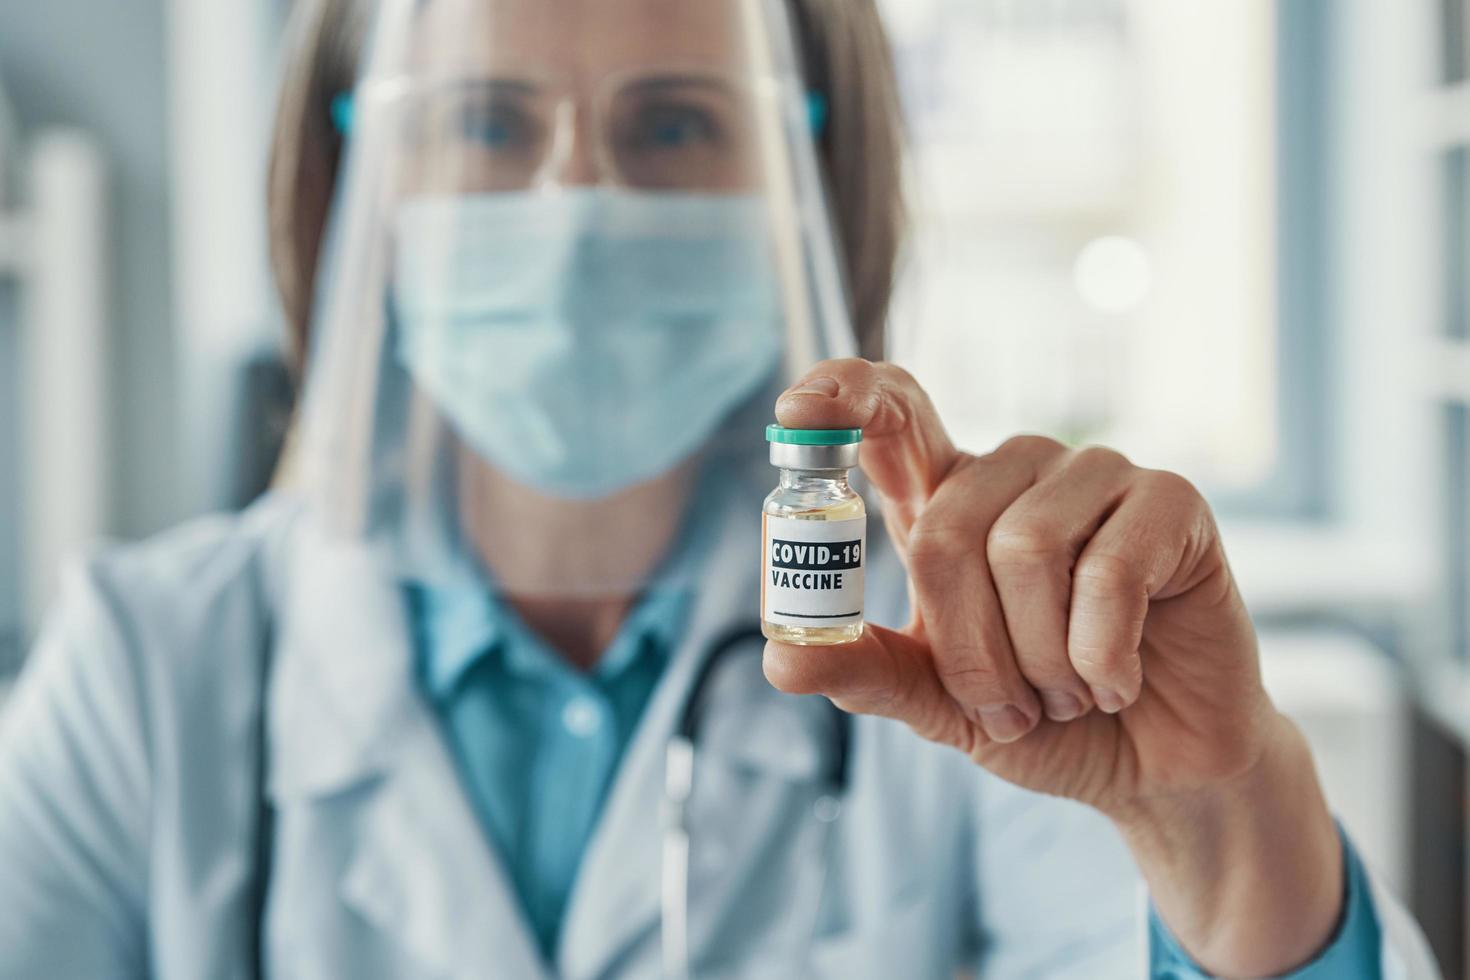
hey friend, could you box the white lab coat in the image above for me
[0,477,1443,979]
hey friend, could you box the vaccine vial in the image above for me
[761,425,866,645]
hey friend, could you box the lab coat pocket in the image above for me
[684,771,826,928]
[680,743,855,970]
[803,891,950,980]
[699,890,946,980]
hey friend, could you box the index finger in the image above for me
[775,359,960,538]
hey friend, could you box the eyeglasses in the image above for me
[359,67,776,194]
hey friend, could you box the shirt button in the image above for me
[562,697,603,737]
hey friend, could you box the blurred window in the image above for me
[1436,104,1470,675]
[879,0,1327,516]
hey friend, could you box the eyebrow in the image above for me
[619,74,737,97]
[455,78,545,98]
[410,76,548,113]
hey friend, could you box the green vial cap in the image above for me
[765,425,863,446]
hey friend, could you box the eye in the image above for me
[459,100,539,151]
[630,102,723,151]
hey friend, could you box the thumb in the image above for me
[775,359,960,539]
[763,623,974,751]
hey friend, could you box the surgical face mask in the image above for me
[391,190,784,500]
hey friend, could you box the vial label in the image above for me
[761,515,865,628]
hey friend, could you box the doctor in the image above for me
[0,0,1443,977]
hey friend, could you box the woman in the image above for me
[0,0,1440,976]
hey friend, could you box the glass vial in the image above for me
[761,425,866,645]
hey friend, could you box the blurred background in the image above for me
[0,0,1465,972]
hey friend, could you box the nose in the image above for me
[553,104,601,187]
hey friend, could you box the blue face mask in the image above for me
[391,190,784,500]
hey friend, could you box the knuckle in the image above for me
[1072,552,1144,601]
[906,515,980,582]
[987,516,1068,568]
[1141,468,1202,505]
[996,434,1064,460]
[1073,444,1132,472]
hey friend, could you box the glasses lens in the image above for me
[607,72,761,192]
[401,78,562,193]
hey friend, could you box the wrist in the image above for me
[1110,712,1344,976]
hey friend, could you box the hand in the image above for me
[765,358,1266,807]
[763,359,1344,975]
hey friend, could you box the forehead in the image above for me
[408,0,754,79]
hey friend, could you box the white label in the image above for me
[761,514,865,628]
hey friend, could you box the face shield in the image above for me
[294,0,857,596]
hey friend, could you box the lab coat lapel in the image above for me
[338,723,551,979]
[268,521,550,980]
[556,469,764,980]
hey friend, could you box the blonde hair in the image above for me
[266,0,905,369]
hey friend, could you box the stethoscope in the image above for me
[659,625,852,980]
[247,622,852,980]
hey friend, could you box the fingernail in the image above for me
[978,704,1034,743]
[1091,685,1126,714]
[1039,690,1085,722]
[784,377,840,399]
